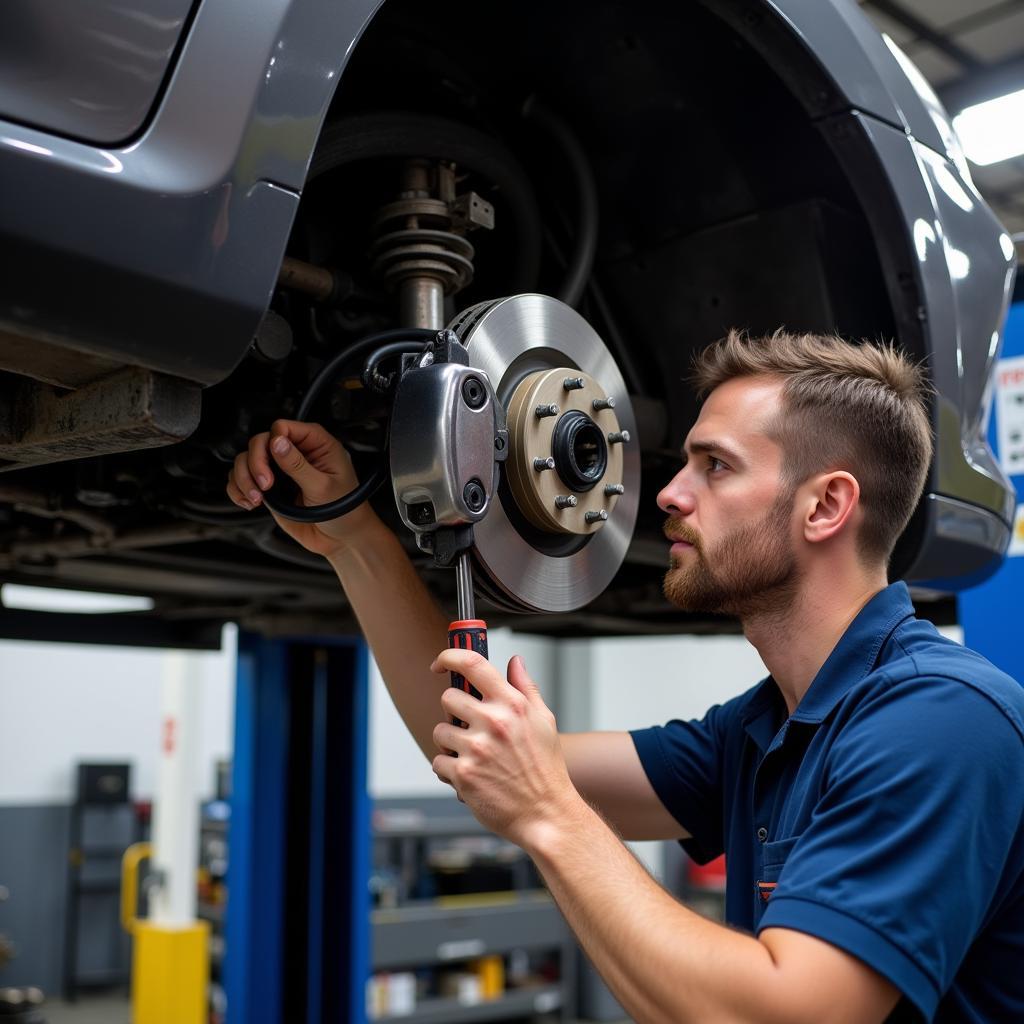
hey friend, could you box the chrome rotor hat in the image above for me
[448,294,640,612]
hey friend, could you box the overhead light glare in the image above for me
[953,88,1024,166]
[0,584,154,614]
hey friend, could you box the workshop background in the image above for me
[2,0,1024,1023]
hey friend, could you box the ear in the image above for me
[802,471,860,546]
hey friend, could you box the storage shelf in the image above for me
[375,984,562,1023]
[74,878,122,894]
[373,895,566,971]
[375,818,500,839]
[370,799,576,1020]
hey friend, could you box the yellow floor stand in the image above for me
[131,920,210,1024]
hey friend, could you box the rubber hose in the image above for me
[261,328,435,523]
[521,96,599,309]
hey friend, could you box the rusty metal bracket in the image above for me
[0,367,200,471]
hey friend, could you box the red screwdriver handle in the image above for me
[447,618,487,727]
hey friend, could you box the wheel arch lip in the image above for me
[747,0,959,164]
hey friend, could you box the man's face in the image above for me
[657,376,800,617]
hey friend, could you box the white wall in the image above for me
[3,618,954,811]
[0,626,236,806]
[554,633,766,881]
[368,627,557,797]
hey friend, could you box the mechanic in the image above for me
[227,330,1024,1023]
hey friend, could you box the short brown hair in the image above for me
[692,329,933,565]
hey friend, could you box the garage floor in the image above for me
[42,994,627,1023]
[40,996,129,1024]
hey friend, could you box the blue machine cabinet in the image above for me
[225,633,371,1024]
[960,293,1024,679]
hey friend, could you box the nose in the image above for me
[657,466,695,516]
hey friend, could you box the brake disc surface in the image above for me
[448,294,640,612]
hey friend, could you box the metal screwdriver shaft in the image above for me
[448,550,487,728]
[455,550,475,622]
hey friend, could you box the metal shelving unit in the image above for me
[62,762,141,1001]
[373,897,569,969]
[370,798,576,1022]
[376,985,564,1023]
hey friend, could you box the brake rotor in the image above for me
[448,294,640,613]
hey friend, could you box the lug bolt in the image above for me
[604,483,625,495]
[585,510,609,524]
[563,376,585,391]
[554,495,578,510]
[535,403,560,418]
[608,430,630,444]
[534,457,556,471]
[593,396,616,411]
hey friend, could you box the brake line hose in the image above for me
[260,327,435,524]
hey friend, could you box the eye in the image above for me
[708,456,727,473]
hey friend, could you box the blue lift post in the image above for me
[225,632,372,1024]
[959,292,1024,679]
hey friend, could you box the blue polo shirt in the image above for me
[630,582,1024,1022]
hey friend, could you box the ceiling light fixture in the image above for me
[953,88,1024,166]
[0,584,154,614]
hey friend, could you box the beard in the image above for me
[662,491,800,618]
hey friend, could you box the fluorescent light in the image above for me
[953,88,1024,166]
[0,584,154,614]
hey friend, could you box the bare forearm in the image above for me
[327,518,451,759]
[526,802,794,1024]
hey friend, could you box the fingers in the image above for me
[433,719,468,754]
[432,754,456,789]
[270,420,351,476]
[226,473,253,511]
[440,686,481,725]
[228,436,269,511]
[247,432,275,492]
[267,424,345,502]
[506,655,543,705]
[228,420,349,512]
[431,649,510,701]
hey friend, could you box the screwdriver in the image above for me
[448,550,486,728]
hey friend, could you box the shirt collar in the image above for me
[739,581,915,749]
[789,581,915,724]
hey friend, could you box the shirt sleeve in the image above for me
[758,674,1024,1021]
[630,691,752,864]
